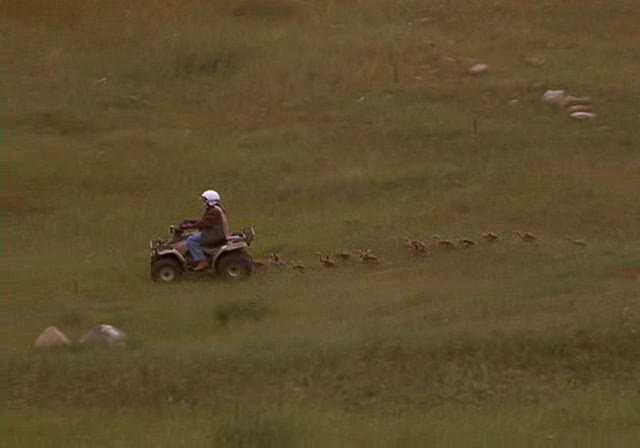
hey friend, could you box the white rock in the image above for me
[543,90,567,105]
[469,63,489,75]
[35,326,71,348]
[570,111,597,120]
[79,324,127,347]
[566,104,593,113]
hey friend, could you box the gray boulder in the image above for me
[79,324,127,347]
[34,326,71,348]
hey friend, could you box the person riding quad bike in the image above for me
[149,190,255,282]
[183,190,230,271]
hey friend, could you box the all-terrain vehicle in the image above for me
[150,222,256,283]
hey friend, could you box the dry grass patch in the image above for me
[231,0,300,19]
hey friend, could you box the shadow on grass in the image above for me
[216,409,300,448]
[214,300,270,326]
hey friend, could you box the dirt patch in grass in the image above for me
[231,0,299,19]
[9,111,109,136]
[620,268,640,281]
[2,191,57,217]
[214,300,270,326]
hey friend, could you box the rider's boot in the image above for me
[194,260,209,271]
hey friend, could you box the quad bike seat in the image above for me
[201,237,227,250]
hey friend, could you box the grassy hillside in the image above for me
[2,1,639,446]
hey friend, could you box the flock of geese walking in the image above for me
[253,231,588,273]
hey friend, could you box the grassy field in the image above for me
[2,0,640,446]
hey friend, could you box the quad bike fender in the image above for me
[152,248,188,269]
[210,241,250,264]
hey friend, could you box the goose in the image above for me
[515,231,537,242]
[335,250,353,260]
[269,253,287,267]
[405,238,429,254]
[566,238,587,247]
[359,249,380,264]
[482,232,498,242]
[319,255,337,268]
[436,239,455,249]
[292,262,306,272]
[459,238,476,248]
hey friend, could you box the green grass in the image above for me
[3,394,640,447]
[2,0,640,446]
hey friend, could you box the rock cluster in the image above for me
[34,324,127,349]
[543,90,596,120]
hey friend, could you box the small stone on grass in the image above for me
[569,111,597,120]
[35,326,71,348]
[469,63,489,76]
[79,324,127,347]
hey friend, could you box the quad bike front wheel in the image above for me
[216,251,253,281]
[151,258,183,283]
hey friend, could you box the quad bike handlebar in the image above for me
[178,220,198,229]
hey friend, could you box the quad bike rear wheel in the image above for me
[151,258,183,283]
[216,251,253,281]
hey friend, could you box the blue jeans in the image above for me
[186,233,206,262]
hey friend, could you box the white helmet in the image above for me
[201,190,221,206]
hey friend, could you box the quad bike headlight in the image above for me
[149,240,164,252]
[245,226,256,245]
